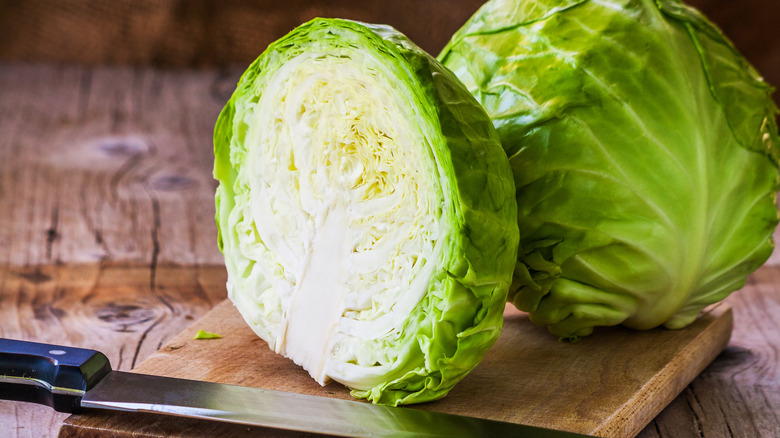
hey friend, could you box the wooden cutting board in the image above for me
[59,299,732,438]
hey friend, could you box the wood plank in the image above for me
[0,263,228,438]
[0,62,234,437]
[0,63,235,268]
[59,299,732,437]
[0,0,484,67]
[0,0,777,99]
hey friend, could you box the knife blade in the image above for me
[0,338,591,437]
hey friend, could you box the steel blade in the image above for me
[81,371,589,437]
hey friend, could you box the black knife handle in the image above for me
[0,338,112,413]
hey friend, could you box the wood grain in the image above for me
[640,267,780,438]
[0,63,235,267]
[1,63,779,437]
[0,263,228,438]
[0,0,777,104]
[57,300,732,438]
[0,0,485,67]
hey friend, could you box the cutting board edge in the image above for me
[592,302,734,438]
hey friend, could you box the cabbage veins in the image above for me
[440,0,780,338]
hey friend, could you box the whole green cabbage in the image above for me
[439,0,780,338]
[213,18,518,404]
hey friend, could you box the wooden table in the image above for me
[1,62,778,438]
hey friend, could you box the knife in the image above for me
[0,338,592,437]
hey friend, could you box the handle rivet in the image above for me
[48,349,66,356]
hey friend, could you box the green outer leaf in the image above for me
[214,18,518,405]
[193,330,222,340]
[440,0,779,338]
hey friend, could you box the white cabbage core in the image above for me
[229,51,445,388]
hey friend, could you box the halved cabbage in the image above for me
[213,18,518,405]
